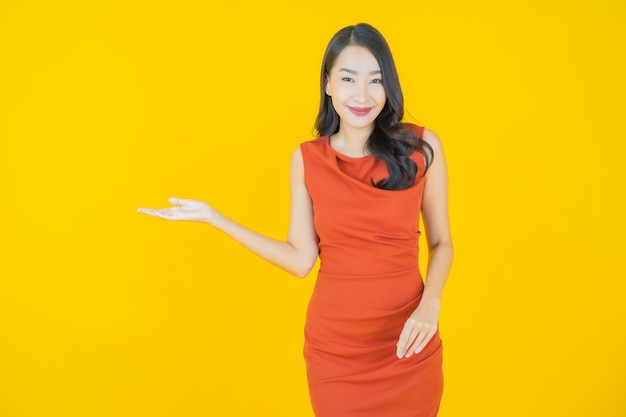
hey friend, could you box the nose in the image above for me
[353,82,367,103]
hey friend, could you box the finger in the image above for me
[396,325,417,358]
[397,318,420,348]
[137,208,158,215]
[396,326,411,356]
[169,197,191,206]
[405,330,429,358]
[137,208,161,217]
[408,330,435,357]
[137,208,176,219]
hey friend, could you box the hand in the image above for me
[137,197,215,224]
[396,298,440,359]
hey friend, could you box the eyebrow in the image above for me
[338,67,382,75]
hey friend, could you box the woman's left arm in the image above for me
[396,129,453,359]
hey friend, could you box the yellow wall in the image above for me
[1,1,624,416]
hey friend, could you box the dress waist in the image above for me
[311,266,424,319]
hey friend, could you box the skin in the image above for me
[324,45,386,157]
[137,45,453,360]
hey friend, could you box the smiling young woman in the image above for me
[138,23,452,417]
[324,45,387,141]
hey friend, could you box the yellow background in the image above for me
[1,1,624,416]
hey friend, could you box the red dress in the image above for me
[300,124,443,417]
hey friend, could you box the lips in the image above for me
[348,106,372,116]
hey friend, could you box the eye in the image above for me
[371,78,383,84]
[341,77,354,82]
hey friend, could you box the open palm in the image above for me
[137,197,213,223]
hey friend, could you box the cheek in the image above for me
[329,94,345,115]
[374,87,387,104]
[331,82,351,100]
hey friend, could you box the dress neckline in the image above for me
[325,136,374,162]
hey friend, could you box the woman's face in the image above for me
[325,45,386,132]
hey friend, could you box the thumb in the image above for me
[168,197,190,205]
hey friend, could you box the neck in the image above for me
[339,124,373,144]
[330,124,374,157]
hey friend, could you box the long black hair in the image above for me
[314,23,433,190]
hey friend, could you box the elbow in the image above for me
[292,263,315,278]
[293,270,310,279]
[430,240,454,258]
[284,244,318,278]
[291,256,317,279]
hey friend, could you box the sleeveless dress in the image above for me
[300,124,443,417]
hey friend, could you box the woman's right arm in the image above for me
[137,147,319,278]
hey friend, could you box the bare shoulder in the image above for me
[290,146,305,179]
[422,128,448,176]
[422,128,444,152]
[291,146,303,166]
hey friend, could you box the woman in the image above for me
[138,23,452,417]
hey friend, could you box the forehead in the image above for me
[331,45,380,72]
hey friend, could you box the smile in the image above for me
[348,106,373,116]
